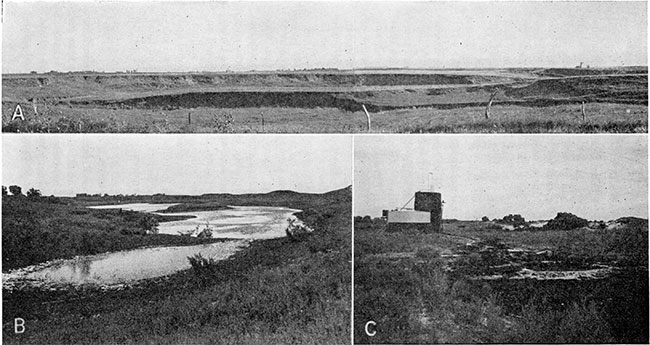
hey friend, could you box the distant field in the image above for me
[3,67,647,133]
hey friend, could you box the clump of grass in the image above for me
[508,300,614,343]
[210,113,234,133]
[188,253,219,284]
[415,246,446,269]
[415,246,441,260]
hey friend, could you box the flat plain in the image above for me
[3,67,647,133]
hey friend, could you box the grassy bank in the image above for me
[2,102,646,133]
[378,103,647,133]
[2,196,215,271]
[3,187,351,344]
[354,218,648,344]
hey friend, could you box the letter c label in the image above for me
[365,320,376,337]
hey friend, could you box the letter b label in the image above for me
[14,318,25,334]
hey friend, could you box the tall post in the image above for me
[485,90,498,119]
[581,101,586,121]
[30,98,38,116]
[362,104,371,131]
[188,112,191,125]
[261,112,265,133]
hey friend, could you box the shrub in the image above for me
[482,235,505,248]
[500,214,526,226]
[451,279,474,302]
[9,185,22,196]
[26,188,42,200]
[210,113,234,133]
[543,212,589,231]
[188,253,219,284]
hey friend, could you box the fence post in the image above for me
[362,104,371,131]
[188,112,191,125]
[30,98,38,116]
[485,90,498,119]
[581,101,586,121]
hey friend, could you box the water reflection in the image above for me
[13,241,247,287]
[91,204,301,239]
[4,204,300,289]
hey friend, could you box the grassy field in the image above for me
[3,68,646,133]
[2,187,351,344]
[2,102,645,133]
[354,217,648,344]
[373,103,647,133]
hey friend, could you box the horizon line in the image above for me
[2,185,352,198]
[3,65,648,75]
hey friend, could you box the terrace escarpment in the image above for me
[3,69,647,112]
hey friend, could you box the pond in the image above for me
[154,206,302,239]
[3,241,247,289]
[90,203,302,239]
[3,203,301,290]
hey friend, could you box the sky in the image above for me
[2,134,352,196]
[354,135,648,221]
[2,1,647,73]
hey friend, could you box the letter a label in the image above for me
[12,104,25,121]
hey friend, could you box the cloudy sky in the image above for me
[355,135,648,221]
[3,1,647,73]
[2,134,352,196]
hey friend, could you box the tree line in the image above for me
[3,185,43,200]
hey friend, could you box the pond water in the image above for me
[90,204,300,239]
[3,241,247,289]
[88,203,180,213]
[154,206,301,239]
[4,204,301,290]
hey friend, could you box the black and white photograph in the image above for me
[2,134,352,344]
[1,1,647,133]
[2,0,648,344]
[354,135,648,343]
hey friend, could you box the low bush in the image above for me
[543,212,589,231]
[187,253,219,285]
